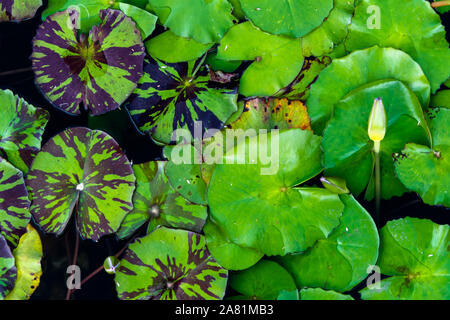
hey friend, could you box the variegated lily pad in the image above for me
[115,227,228,300]
[0,234,16,300]
[26,127,135,241]
[0,89,49,173]
[32,9,145,116]
[0,0,42,22]
[127,57,238,145]
[0,157,31,247]
[117,161,207,239]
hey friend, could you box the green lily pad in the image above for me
[208,129,344,262]
[299,288,354,300]
[301,0,356,57]
[0,234,16,300]
[360,217,449,300]
[228,0,245,20]
[306,46,431,134]
[146,31,213,63]
[0,89,49,173]
[323,80,431,199]
[32,9,145,115]
[345,0,450,93]
[118,3,157,39]
[431,90,450,108]
[278,194,379,292]
[203,218,264,271]
[5,225,42,300]
[26,127,136,241]
[394,108,450,206]
[0,0,42,22]
[148,0,235,44]
[115,227,228,300]
[117,161,207,239]
[0,157,31,247]
[239,0,333,38]
[216,22,304,97]
[127,57,237,145]
[277,289,299,300]
[230,260,296,300]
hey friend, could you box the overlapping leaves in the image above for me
[127,57,238,145]
[26,127,135,241]
[0,0,42,22]
[32,9,145,115]
[117,161,207,239]
[0,234,16,299]
[115,227,228,300]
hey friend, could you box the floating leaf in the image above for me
[0,157,31,247]
[230,260,296,300]
[127,57,238,144]
[203,218,263,271]
[228,98,311,131]
[301,0,356,57]
[0,234,16,300]
[32,9,145,115]
[206,51,242,73]
[323,80,431,199]
[115,227,228,300]
[346,0,450,92]
[26,127,135,241]
[278,194,379,292]
[0,0,42,22]
[117,161,207,239]
[299,288,354,300]
[118,3,157,39]
[5,225,42,300]
[239,0,333,38]
[207,129,344,265]
[216,22,304,97]
[277,289,299,300]
[431,90,450,108]
[146,31,213,63]
[395,108,450,206]
[0,89,49,173]
[307,46,431,134]
[148,0,235,44]
[360,218,449,300]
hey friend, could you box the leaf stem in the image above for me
[374,141,381,225]
[431,1,450,8]
[65,230,80,300]
[0,67,33,77]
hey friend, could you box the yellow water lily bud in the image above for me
[368,97,387,143]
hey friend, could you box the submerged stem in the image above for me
[65,231,80,300]
[374,141,381,225]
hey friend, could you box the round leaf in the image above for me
[0,234,16,300]
[5,224,42,300]
[360,218,449,300]
[115,227,228,300]
[32,9,145,115]
[278,194,379,292]
[300,288,354,300]
[230,260,296,300]
[127,57,238,145]
[394,108,450,206]
[0,89,49,173]
[0,157,31,247]
[147,0,235,44]
[118,3,157,39]
[216,22,304,97]
[307,46,431,134]
[117,161,207,239]
[0,0,42,22]
[239,0,333,38]
[146,31,213,63]
[26,127,136,241]
[345,0,450,92]
[322,80,431,199]
[208,129,344,261]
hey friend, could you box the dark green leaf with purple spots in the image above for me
[0,0,42,22]
[0,157,31,247]
[117,161,207,239]
[31,8,145,116]
[26,127,136,241]
[0,89,49,173]
[127,57,238,145]
[115,227,228,300]
[0,234,16,299]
